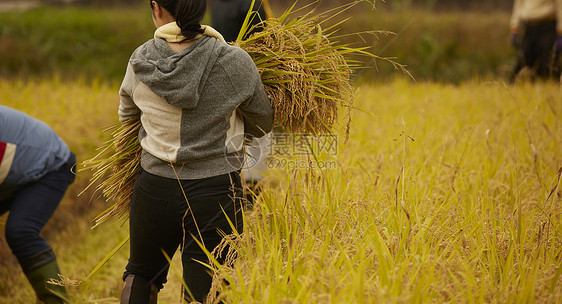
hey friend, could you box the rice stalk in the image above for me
[79,119,141,227]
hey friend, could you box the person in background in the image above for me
[117,0,273,302]
[510,0,562,81]
[211,0,268,42]
[0,106,76,304]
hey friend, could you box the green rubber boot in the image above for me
[21,250,69,304]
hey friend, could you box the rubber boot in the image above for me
[21,249,68,304]
[121,274,158,304]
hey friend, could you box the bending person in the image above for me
[0,106,76,304]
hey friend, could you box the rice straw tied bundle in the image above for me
[81,0,407,225]
[236,0,409,134]
[236,0,357,134]
[79,119,141,226]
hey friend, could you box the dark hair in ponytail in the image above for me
[151,0,206,41]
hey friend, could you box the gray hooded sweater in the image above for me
[118,36,273,180]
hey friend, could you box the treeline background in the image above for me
[29,0,515,10]
[0,0,517,83]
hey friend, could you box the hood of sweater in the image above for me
[129,23,226,109]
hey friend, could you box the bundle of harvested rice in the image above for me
[81,0,407,225]
[235,0,387,134]
[235,3,354,134]
[80,119,141,225]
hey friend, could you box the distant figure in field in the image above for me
[510,0,562,82]
[0,106,76,304]
[211,0,268,42]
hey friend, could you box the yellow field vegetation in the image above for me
[0,77,560,303]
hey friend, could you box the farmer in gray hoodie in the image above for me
[117,0,273,303]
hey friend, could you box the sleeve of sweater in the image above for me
[229,48,274,138]
[238,78,274,138]
[118,62,141,122]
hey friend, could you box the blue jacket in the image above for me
[0,106,70,199]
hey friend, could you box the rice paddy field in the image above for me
[1,1,561,303]
[0,75,560,303]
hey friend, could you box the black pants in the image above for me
[1,153,76,264]
[512,20,560,81]
[124,169,244,302]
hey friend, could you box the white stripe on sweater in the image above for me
[0,143,16,184]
